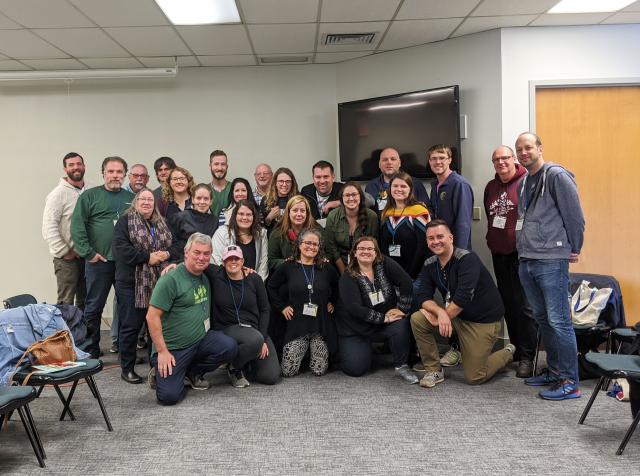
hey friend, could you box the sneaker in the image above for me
[420,369,445,388]
[412,362,426,373]
[147,367,156,390]
[539,380,581,401]
[185,373,210,390]
[524,368,561,387]
[109,343,119,353]
[394,365,419,384]
[440,348,462,367]
[228,368,250,388]
[516,360,534,378]
[136,338,147,350]
[505,343,516,354]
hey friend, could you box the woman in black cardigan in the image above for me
[337,236,417,384]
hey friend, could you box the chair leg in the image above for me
[617,409,640,455]
[579,376,605,424]
[53,383,77,421]
[36,386,45,397]
[17,407,45,468]
[23,403,46,460]
[86,376,113,431]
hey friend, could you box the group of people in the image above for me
[41,131,585,405]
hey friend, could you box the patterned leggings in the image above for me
[281,333,329,377]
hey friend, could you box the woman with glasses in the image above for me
[379,172,431,279]
[162,166,195,229]
[170,183,219,262]
[267,228,338,377]
[259,167,299,235]
[336,236,417,383]
[206,245,281,388]
[218,177,258,227]
[324,182,379,274]
[212,200,268,280]
[113,188,173,384]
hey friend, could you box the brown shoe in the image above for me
[516,360,534,378]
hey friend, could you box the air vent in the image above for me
[322,32,377,46]
[260,56,309,64]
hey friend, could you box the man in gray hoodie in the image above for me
[515,132,585,401]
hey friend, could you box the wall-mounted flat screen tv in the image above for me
[338,85,461,181]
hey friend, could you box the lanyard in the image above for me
[226,275,245,324]
[385,207,407,244]
[300,263,315,303]
[149,226,157,249]
[436,261,451,301]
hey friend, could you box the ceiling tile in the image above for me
[623,1,640,11]
[317,21,388,51]
[321,0,401,22]
[0,30,68,58]
[531,13,611,26]
[105,26,191,56]
[177,25,252,55]
[248,23,316,54]
[314,51,371,63]
[380,18,462,50]
[473,0,558,16]
[198,55,257,66]
[21,58,88,70]
[0,0,94,28]
[137,56,199,68]
[69,0,169,27]
[80,57,143,69]
[453,15,536,37]
[0,11,21,28]
[240,0,318,23]
[396,0,481,20]
[603,11,640,23]
[0,60,30,70]
[34,28,131,58]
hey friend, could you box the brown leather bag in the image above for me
[10,330,77,385]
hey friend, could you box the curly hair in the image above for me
[293,228,326,266]
[263,167,299,209]
[228,200,262,242]
[162,166,195,202]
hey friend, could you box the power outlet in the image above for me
[473,206,482,221]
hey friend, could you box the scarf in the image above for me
[127,210,173,308]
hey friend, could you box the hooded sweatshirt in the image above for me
[516,163,585,260]
[483,163,527,255]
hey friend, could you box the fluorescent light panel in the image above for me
[549,0,636,13]
[155,0,240,25]
[0,67,177,81]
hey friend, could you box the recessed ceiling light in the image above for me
[155,0,240,25]
[549,0,636,14]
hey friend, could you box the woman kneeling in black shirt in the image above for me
[337,236,418,384]
[206,245,281,387]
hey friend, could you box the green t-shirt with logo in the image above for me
[150,264,210,353]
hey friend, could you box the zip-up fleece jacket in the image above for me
[516,163,585,260]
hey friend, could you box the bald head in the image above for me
[379,147,401,179]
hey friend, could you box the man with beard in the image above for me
[125,163,150,193]
[71,156,134,358]
[253,163,273,205]
[209,149,232,217]
[42,152,88,308]
[301,160,344,224]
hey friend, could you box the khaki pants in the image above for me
[53,257,86,309]
[410,310,513,385]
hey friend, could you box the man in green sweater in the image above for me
[71,156,134,358]
[209,149,232,217]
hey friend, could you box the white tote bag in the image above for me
[570,280,612,329]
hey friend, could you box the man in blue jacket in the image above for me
[515,132,585,401]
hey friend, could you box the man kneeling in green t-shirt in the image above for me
[146,232,238,405]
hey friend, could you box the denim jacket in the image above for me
[0,304,89,386]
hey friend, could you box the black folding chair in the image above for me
[578,352,640,455]
[13,359,113,432]
[3,294,37,309]
[0,386,46,467]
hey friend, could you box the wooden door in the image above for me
[536,86,640,326]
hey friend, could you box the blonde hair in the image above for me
[274,195,317,238]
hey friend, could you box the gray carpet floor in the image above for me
[2,345,639,475]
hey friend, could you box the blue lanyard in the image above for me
[149,226,157,249]
[226,275,245,324]
[300,263,315,303]
[385,208,407,244]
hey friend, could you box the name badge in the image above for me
[388,244,401,257]
[316,218,327,228]
[369,290,385,306]
[303,303,318,317]
[377,199,387,211]
[239,322,252,328]
[204,319,210,332]
[515,219,524,231]
[492,216,506,229]
[113,219,118,226]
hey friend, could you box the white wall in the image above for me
[0,65,337,305]
[501,24,640,144]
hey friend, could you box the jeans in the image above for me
[115,285,146,373]
[518,259,579,383]
[111,295,119,346]
[492,252,537,361]
[339,318,411,377]
[84,260,116,357]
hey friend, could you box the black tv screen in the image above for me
[338,85,461,181]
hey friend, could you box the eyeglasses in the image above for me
[428,156,450,163]
[137,197,154,203]
[356,247,375,252]
[276,180,292,185]
[130,173,149,179]
[301,241,319,248]
[492,156,513,163]
[170,177,187,183]
[254,172,272,177]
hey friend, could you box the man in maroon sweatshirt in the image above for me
[483,146,537,378]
